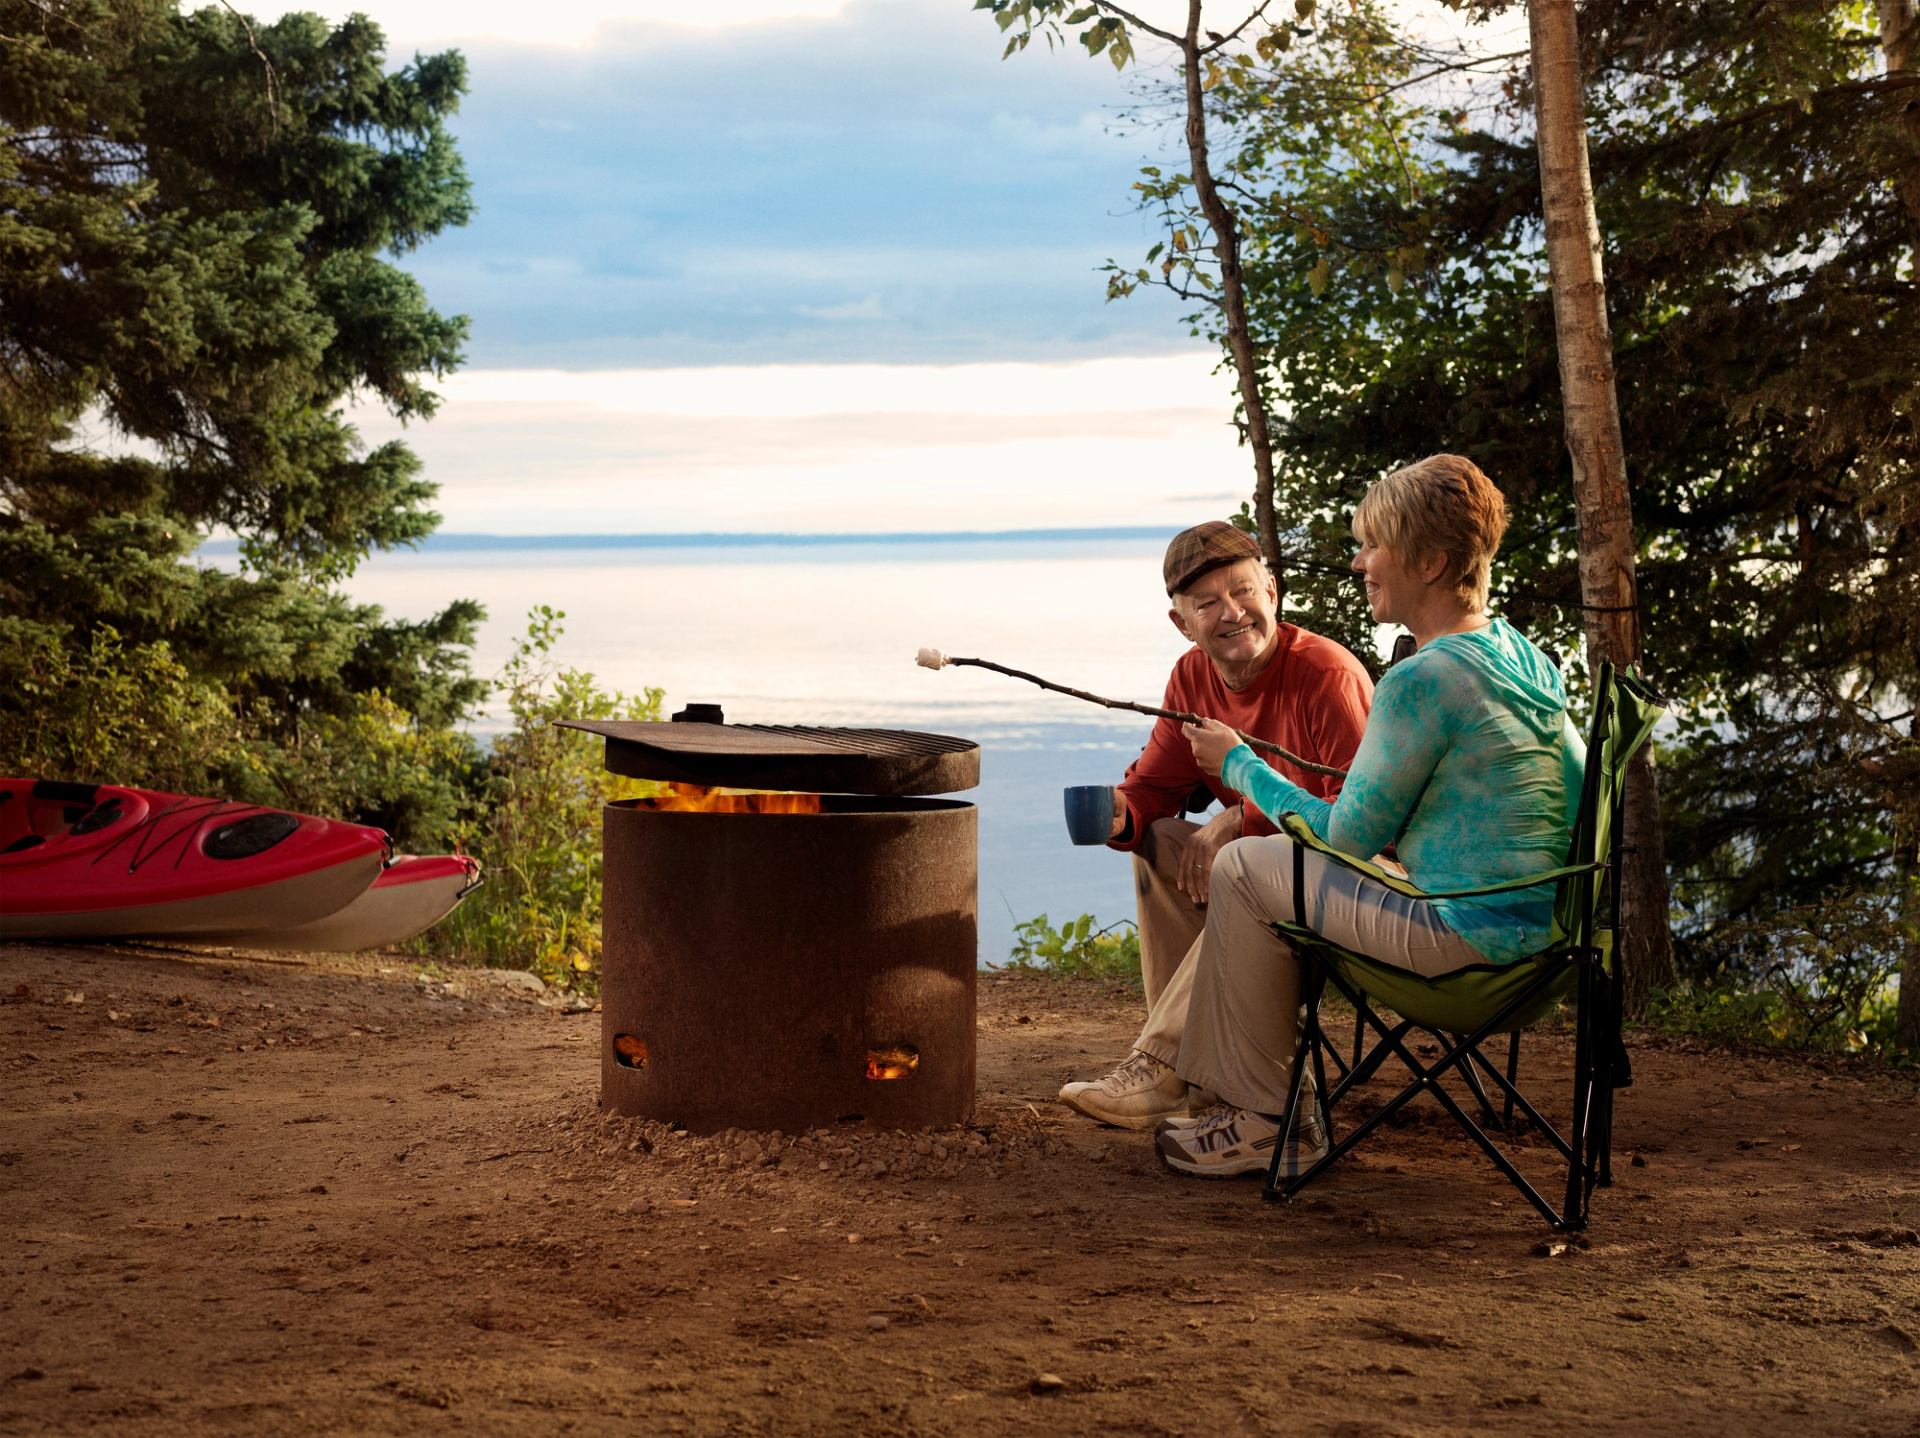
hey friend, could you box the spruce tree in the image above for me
[0,2,484,844]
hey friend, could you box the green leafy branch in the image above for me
[1003,912,1143,984]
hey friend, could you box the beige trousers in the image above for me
[1131,817,1209,1012]
[1134,833,1487,1117]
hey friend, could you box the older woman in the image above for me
[1152,453,1585,1177]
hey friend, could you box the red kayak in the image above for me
[0,780,389,941]
[214,853,482,952]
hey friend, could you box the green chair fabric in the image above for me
[1324,950,1576,1037]
[1263,659,1664,1230]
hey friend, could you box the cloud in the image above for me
[350,355,1256,533]
[253,1,856,47]
[420,355,1234,416]
[1164,491,1245,505]
[793,294,885,322]
[983,109,1124,155]
[254,0,1199,368]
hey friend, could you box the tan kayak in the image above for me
[216,853,481,952]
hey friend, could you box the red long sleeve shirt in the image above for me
[1111,624,1372,851]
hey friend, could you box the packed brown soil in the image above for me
[2,940,1917,1437]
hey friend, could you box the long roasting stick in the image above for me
[915,648,1348,780]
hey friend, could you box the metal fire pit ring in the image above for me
[567,709,980,1134]
[599,793,976,1133]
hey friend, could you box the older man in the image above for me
[1058,521,1372,1127]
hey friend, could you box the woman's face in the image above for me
[1350,533,1424,627]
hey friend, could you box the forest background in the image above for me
[1,0,1914,1055]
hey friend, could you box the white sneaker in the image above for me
[1157,1086,1312,1134]
[1155,1105,1329,1179]
[1154,1098,1238,1135]
[1058,1051,1188,1129]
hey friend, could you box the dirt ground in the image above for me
[2,941,1917,1438]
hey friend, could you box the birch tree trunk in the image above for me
[1528,0,1674,1013]
[1879,0,1920,1050]
[1882,2,1920,240]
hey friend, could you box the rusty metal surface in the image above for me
[599,796,977,1133]
[558,720,979,796]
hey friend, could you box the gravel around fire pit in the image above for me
[532,1097,1073,1204]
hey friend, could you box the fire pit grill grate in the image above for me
[558,717,978,795]
[732,724,971,757]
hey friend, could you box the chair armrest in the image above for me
[1277,813,1602,901]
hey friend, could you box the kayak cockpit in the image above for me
[0,781,150,860]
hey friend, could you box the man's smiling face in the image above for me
[1169,558,1281,687]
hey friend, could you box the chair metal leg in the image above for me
[1503,1032,1521,1130]
[1311,971,1568,1227]
[1314,1005,1354,1084]
[1442,1030,1503,1129]
[1275,954,1594,1228]
[1599,964,1624,1189]
[1459,1044,1577,1163]
[1562,960,1597,1230]
[1270,963,1414,1200]
[1265,962,1327,1200]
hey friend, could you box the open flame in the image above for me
[640,782,823,815]
[865,1045,919,1081]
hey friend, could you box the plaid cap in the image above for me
[1163,520,1261,595]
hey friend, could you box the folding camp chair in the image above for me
[1262,659,1664,1230]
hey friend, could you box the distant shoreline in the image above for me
[197,526,1181,555]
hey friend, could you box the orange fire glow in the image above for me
[612,1034,649,1068]
[640,783,824,815]
[865,1046,919,1081]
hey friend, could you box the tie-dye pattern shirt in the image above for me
[1220,618,1585,965]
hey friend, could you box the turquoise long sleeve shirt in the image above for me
[1220,618,1585,965]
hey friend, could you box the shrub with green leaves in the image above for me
[1651,891,1912,1059]
[418,608,660,991]
[0,621,237,797]
[223,689,479,852]
[1004,912,1142,986]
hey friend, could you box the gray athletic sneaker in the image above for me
[1154,1104,1329,1179]
[1057,1050,1188,1129]
[1156,1083,1312,1134]
[1154,1098,1237,1135]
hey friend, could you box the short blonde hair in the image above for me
[1352,454,1508,612]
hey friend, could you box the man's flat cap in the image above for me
[1164,520,1261,595]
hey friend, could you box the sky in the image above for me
[244,1,1520,536]
[237,0,1249,534]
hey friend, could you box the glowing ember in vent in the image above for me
[613,1034,648,1068]
[639,783,824,815]
[865,1045,919,1081]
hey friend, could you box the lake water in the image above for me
[341,534,1205,965]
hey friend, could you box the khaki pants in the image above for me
[1135,833,1487,1117]
[1131,817,1209,1012]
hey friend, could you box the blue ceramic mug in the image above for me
[1063,785,1117,846]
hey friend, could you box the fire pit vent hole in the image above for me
[865,1045,919,1081]
[613,1034,649,1069]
